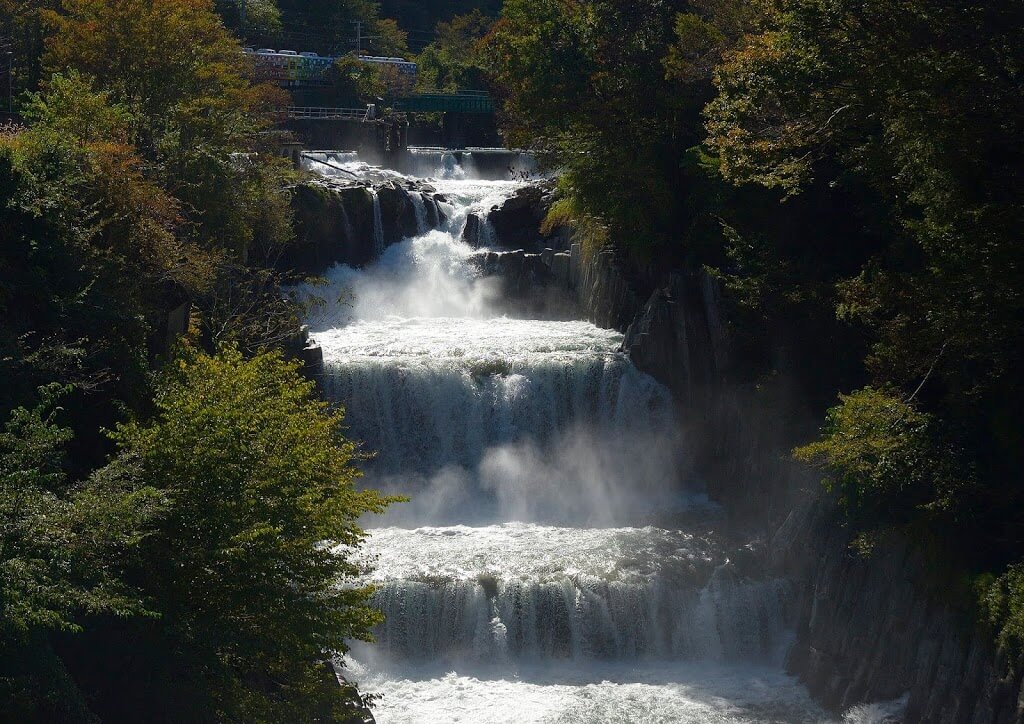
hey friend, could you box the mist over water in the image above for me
[304,233,504,325]
[301,163,903,723]
[311,314,687,526]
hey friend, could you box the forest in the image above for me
[485,0,1023,670]
[1,0,1022,721]
[0,0,402,719]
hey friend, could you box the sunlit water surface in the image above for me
[301,168,906,723]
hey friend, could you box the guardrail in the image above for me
[286,106,372,121]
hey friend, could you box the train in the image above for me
[244,48,417,87]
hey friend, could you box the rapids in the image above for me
[299,160,904,723]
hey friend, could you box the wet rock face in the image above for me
[472,250,552,293]
[786,520,1024,724]
[470,249,578,320]
[568,244,643,332]
[562,230,1024,723]
[623,270,726,407]
[284,180,446,275]
[462,213,484,248]
[424,193,441,229]
[286,182,377,273]
[377,182,419,247]
[487,181,569,252]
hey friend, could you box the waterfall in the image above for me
[411,191,428,235]
[407,148,466,180]
[370,188,385,255]
[479,215,497,247]
[358,526,793,664]
[317,317,686,525]
[440,151,464,180]
[462,151,478,179]
[301,151,359,178]
[511,151,539,178]
[370,570,792,663]
[339,194,354,244]
[297,164,835,723]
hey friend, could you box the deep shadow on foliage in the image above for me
[485,0,1024,663]
[1,0,397,720]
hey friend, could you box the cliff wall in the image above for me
[563,214,1024,723]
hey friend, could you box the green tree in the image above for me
[372,18,410,58]
[0,73,212,417]
[706,0,1024,566]
[417,9,494,92]
[328,55,388,102]
[246,0,284,32]
[978,565,1024,671]
[0,386,159,720]
[705,0,1024,400]
[106,348,397,720]
[42,0,292,256]
[274,0,381,48]
[486,0,690,252]
[794,387,967,535]
[378,0,502,33]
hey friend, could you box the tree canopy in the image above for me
[92,347,396,720]
[485,0,1024,661]
[0,0,395,718]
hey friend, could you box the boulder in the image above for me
[285,182,377,273]
[463,213,484,248]
[376,182,419,246]
[472,250,552,293]
[487,181,563,251]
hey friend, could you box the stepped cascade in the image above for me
[298,160,899,723]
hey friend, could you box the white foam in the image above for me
[344,659,834,724]
[296,160,901,723]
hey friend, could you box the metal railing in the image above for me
[286,106,371,121]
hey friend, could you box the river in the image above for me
[298,158,906,724]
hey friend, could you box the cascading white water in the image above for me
[338,194,354,243]
[299,162,891,723]
[478,214,497,246]
[462,151,478,179]
[406,148,466,179]
[301,151,360,178]
[410,191,428,235]
[357,525,793,663]
[370,188,385,254]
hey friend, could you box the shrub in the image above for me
[795,387,964,533]
[977,565,1024,670]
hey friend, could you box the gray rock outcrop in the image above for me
[285,179,446,275]
[786,519,1024,723]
